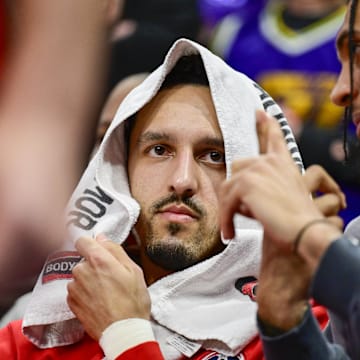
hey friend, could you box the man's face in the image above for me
[127,84,226,271]
[331,1,360,138]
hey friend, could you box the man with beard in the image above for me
[0,40,344,359]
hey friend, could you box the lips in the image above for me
[157,204,199,222]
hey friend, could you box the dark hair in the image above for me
[161,54,209,89]
[344,0,359,159]
[124,54,209,153]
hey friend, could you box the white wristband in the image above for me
[99,318,155,360]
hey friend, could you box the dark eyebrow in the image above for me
[136,131,224,149]
[199,136,224,149]
[136,131,174,145]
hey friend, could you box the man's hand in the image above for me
[67,235,151,341]
[257,163,345,331]
[257,168,344,332]
[219,110,344,252]
[219,110,344,331]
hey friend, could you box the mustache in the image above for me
[151,193,205,217]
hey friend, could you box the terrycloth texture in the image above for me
[22,38,303,357]
[149,229,262,359]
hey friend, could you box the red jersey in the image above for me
[0,303,328,359]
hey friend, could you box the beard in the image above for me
[141,194,221,271]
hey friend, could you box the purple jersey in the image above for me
[214,1,346,128]
[198,0,265,27]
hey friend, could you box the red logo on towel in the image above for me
[235,277,258,302]
[42,251,82,284]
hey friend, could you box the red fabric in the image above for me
[0,303,329,359]
[116,341,164,360]
[310,299,329,330]
[0,320,103,360]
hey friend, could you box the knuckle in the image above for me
[72,263,82,277]
[87,250,104,266]
[66,294,73,307]
[263,153,282,169]
[307,164,324,174]
[329,216,344,230]
[72,259,93,279]
[67,280,76,293]
[266,153,278,163]
[132,261,141,271]
[75,236,88,250]
[101,241,117,253]
[132,263,144,277]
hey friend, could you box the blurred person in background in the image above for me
[94,73,149,155]
[0,0,122,316]
[107,0,202,91]
[200,0,360,225]
[0,72,148,327]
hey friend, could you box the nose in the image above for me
[168,150,199,197]
[330,64,359,107]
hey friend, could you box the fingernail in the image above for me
[96,233,108,242]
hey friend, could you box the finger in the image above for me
[67,279,89,303]
[221,203,253,240]
[231,157,257,173]
[256,110,269,154]
[67,279,78,298]
[66,292,99,340]
[71,259,94,284]
[304,165,346,209]
[305,165,339,193]
[326,215,344,230]
[313,193,344,217]
[219,182,239,240]
[220,177,256,239]
[66,289,78,314]
[265,115,293,159]
[220,212,235,240]
[258,112,297,170]
[75,236,120,268]
[95,233,108,242]
[75,236,98,257]
[95,234,135,267]
[305,165,338,192]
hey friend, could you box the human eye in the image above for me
[147,144,169,157]
[199,150,225,164]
